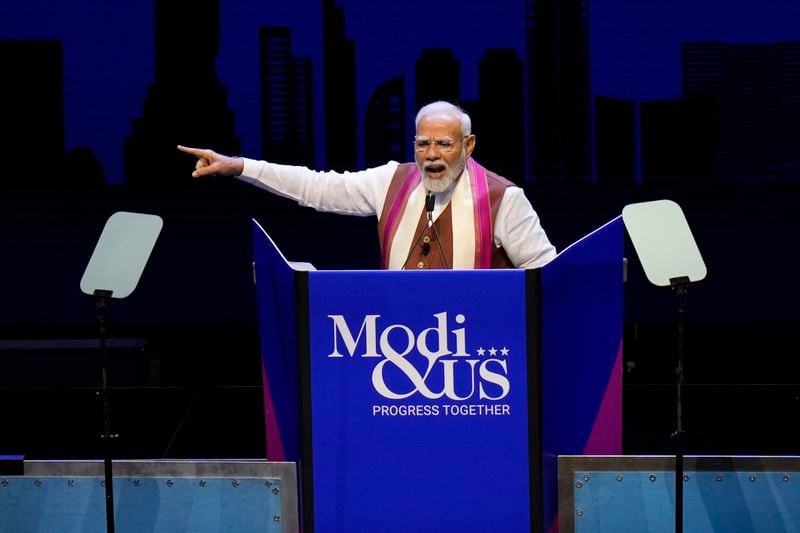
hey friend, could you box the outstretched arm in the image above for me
[178,144,399,217]
[177,145,244,178]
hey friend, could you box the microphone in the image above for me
[426,193,449,269]
[425,193,435,227]
[402,192,436,269]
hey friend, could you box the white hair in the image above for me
[415,101,472,137]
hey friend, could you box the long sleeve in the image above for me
[494,187,557,269]
[236,158,556,269]
[236,158,400,217]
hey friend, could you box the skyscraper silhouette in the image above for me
[0,40,64,184]
[323,0,357,171]
[594,95,636,184]
[365,77,406,167]
[476,49,525,182]
[125,0,239,185]
[683,42,800,180]
[260,27,314,168]
[526,0,591,183]
[415,49,460,110]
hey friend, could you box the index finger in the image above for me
[177,145,211,158]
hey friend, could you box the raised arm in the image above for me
[178,145,399,217]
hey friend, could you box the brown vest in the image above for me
[377,163,514,269]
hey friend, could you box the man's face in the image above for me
[414,114,475,193]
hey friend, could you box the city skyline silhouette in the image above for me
[3,0,799,185]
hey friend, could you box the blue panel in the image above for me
[308,269,531,532]
[573,471,800,532]
[0,477,282,532]
[252,220,300,461]
[540,217,625,527]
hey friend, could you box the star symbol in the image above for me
[488,347,497,356]
[500,347,510,356]
[476,347,486,356]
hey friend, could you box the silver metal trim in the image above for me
[22,459,298,532]
[558,455,800,533]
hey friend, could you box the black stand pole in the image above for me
[95,289,117,533]
[669,276,690,533]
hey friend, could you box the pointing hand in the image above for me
[177,145,244,178]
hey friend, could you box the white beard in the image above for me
[422,173,456,193]
[419,155,467,193]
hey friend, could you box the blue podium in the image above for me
[252,217,624,533]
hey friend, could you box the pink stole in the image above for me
[381,158,493,269]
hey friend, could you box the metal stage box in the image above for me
[559,455,800,532]
[0,459,297,532]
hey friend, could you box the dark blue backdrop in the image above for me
[2,0,800,460]
[3,0,799,183]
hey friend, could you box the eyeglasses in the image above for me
[413,136,469,153]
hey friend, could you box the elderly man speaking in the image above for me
[178,100,556,270]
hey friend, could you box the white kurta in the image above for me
[237,158,557,269]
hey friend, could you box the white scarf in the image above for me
[387,169,477,269]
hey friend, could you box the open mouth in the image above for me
[424,164,447,179]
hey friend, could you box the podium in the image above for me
[251,217,624,533]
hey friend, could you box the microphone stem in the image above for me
[429,220,449,269]
[402,192,448,269]
[425,193,449,269]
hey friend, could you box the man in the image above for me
[178,101,556,269]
